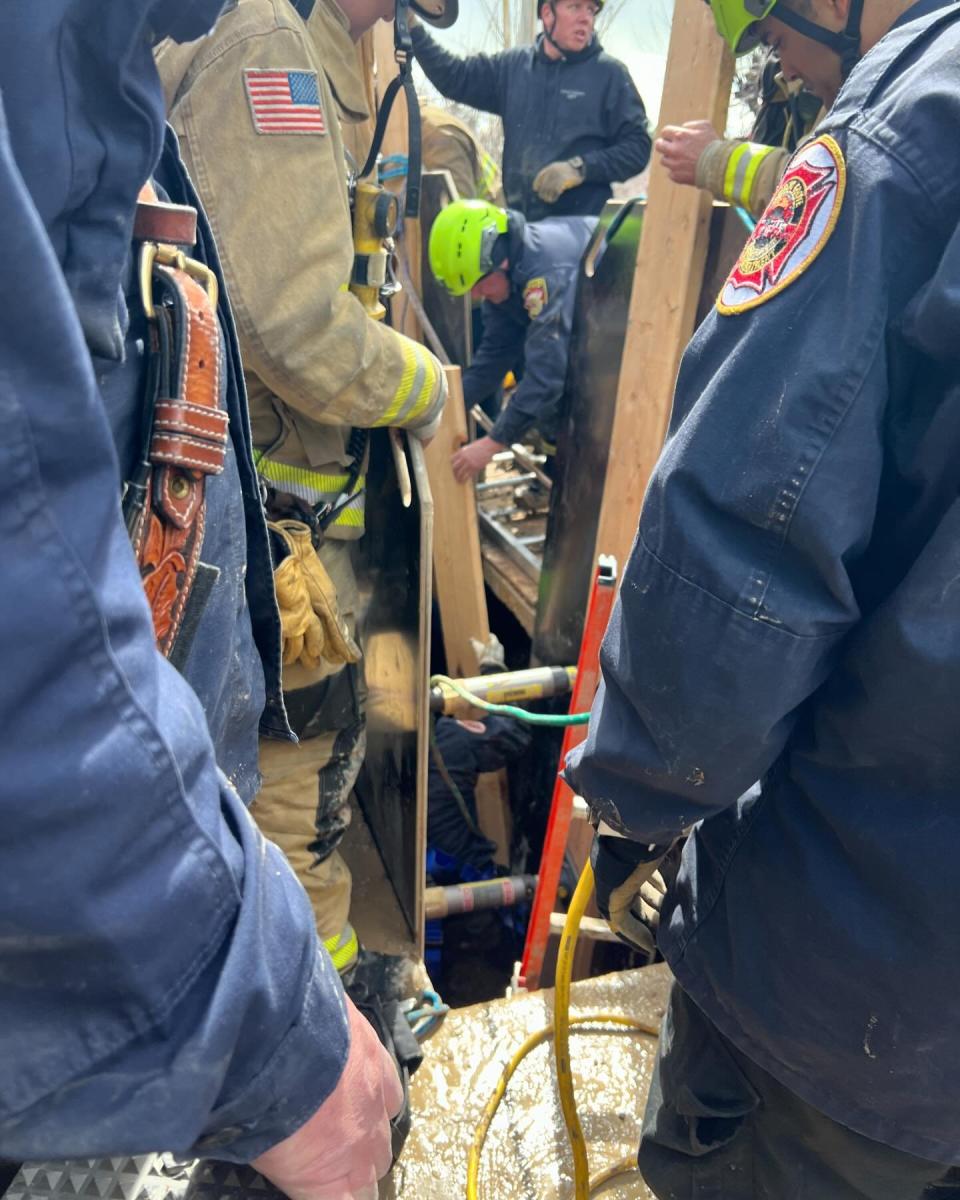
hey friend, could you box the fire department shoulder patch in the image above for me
[523,277,548,318]
[718,134,846,316]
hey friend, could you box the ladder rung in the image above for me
[548,913,620,943]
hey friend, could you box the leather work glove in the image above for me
[269,520,361,671]
[532,158,585,204]
[591,831,671,962]
[251,996,404,1200]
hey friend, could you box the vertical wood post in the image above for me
[590,0,733,574]
[423,367,490,678]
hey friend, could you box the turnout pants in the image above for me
[640,983,960,1200]
[252,539,365,973]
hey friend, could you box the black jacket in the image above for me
[411,26,650,222]
[428,716,531,869]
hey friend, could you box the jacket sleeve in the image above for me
[411,25,506,115]
[462,300,526,418]
[162,27,444,434]
[0,113,348,1163]
[490,269,575,446]
[565,130,940,846]
[580,64,651,186]
[696,138,792,219]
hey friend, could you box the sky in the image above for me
[419,0,675,124]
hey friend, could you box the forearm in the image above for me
[410,25,501,112]
[582,124,652,185]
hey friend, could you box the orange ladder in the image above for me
[518,555,618,991]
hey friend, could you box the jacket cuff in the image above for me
[490,398,533,445]
[579,153,602,184]
[189,948,350,1163]
[694,137,734,199]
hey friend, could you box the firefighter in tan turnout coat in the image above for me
[157,0,446,975]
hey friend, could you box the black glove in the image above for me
[591,833,671,961]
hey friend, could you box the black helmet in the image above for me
[410,0,458,28]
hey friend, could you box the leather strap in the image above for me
[133,255,227,658]
[133,200,198,247]
[135,181,198,247]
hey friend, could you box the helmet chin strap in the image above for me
[771,0,865,78]
[541,2,568,59]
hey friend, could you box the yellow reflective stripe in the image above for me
[722,142,776,208]
[375,341,438,428]
[255,454,365,528]
[324,924,360,973]
[374,339,420,427]
[404,347,439,424]
[330,499,365,529]
[479,150,499,199]
[739,144,776,209]
[722,142,751,206]
[256,455,354,496]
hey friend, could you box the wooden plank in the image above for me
[423,366,491,678]
[590,0,733,573]
[475,769,512,867]
[481,542,537,636]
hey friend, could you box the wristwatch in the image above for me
[568,155,585,178]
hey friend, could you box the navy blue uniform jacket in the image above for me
[411,26,650,222]
[567,1,960,1164]
[0,0,348,1163]
[464,212,596,448]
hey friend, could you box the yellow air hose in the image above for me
[466,860,660,1199]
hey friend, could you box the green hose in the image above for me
[430,674,590,726]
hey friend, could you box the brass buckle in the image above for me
[139,241,219,319]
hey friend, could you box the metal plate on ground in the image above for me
[4,966,668,1200]
[4,1158,284,1200]
[388,964,671,1200]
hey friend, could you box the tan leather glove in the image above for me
[269,520,361,670]
[532,158,584,204]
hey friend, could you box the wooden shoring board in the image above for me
[423,366,490,679]
[590,0,733,574]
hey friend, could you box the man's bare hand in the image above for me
[251,997,403,1200]
[451,435,504,484]
[654,120,721,187]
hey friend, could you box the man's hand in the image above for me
[251,997,403,1200]
[591,832,670,961]
[654,120,721,187]
[532,159,584,204]
[451,435,504,483]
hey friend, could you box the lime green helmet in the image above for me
[705,0,864,76]
[428,199,509,297]
[705,0,778,55]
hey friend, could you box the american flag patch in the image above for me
[244,68,327,135]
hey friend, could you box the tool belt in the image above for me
[123,187,228,661]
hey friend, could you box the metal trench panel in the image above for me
[352,430,432,951]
